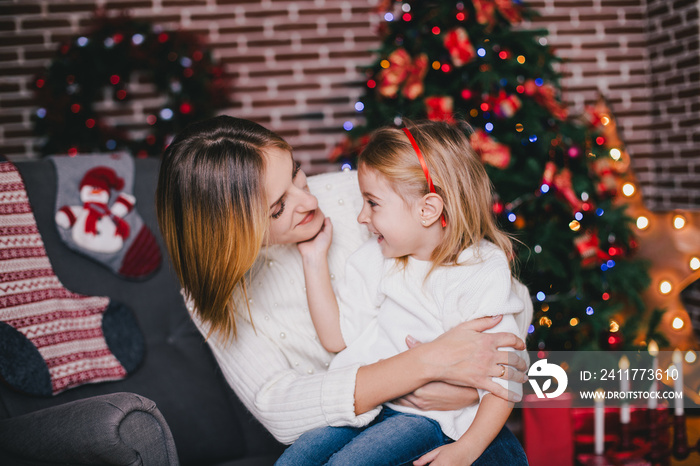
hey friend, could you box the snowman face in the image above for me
[80,185,110,204]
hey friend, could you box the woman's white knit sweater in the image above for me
[186,169,380,445]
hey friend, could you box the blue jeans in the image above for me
[275,407,528,465]
[473,423,528,466]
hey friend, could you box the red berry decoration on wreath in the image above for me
[33,15,230,157]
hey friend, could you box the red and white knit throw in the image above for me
[0,162,127,394]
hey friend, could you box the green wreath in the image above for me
[33,15,230,157]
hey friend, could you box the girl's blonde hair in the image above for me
[156,115,292,342]
[358,119,513,273]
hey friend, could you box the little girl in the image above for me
[278,120,532,465]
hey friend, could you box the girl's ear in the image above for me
[418,193,444,227]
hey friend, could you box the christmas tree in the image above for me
[332,0,661,351]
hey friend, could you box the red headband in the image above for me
[402,127,447,228]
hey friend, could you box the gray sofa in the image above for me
[0,158,286,465]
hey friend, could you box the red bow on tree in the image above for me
[485,90,522,118]
[425,96,456,123]
[523,80,569,120]
[377,48,428,100]
[470,129,511,169]
[473,0,523,30]
[574,229,611,267]
[545,163,585,212]
[444,28,476,67]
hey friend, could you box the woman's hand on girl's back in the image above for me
[417,315,528,402]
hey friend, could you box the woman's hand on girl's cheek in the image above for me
[393,382,478,411]
[297,217,333,262]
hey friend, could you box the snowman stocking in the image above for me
[0,161,144,396]
[50,153,161,280]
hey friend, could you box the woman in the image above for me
[155,115,529,463]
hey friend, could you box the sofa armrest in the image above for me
[0,392,179,466]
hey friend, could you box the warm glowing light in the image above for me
[570,318,579,326]
[517,55,525,64]
[569,220,581,231]
[648,340,659,357]
[673,349,682,366]
[619,355,629,369]
[539,316,552,327]
[672,317,685,330]
[515,123,524,132]
[609,320,620,332]
[432,61,441,70]
[609,148,621,160]
[636,216,649,230]
[673,215,686,229]
[380,60,390,69]
[622,183,635,197]
[659,280,672,294]
[600,115,611,126]
[541,304,549,312]
[685,351,697,364]
[690,257,700,271]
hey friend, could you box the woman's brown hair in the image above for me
[156,115,291,341]
[358,119,514,275]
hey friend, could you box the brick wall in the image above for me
[1,0,699,313]
[1,1,698,188]
[645,0,700,209]
[0,0,381,173]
